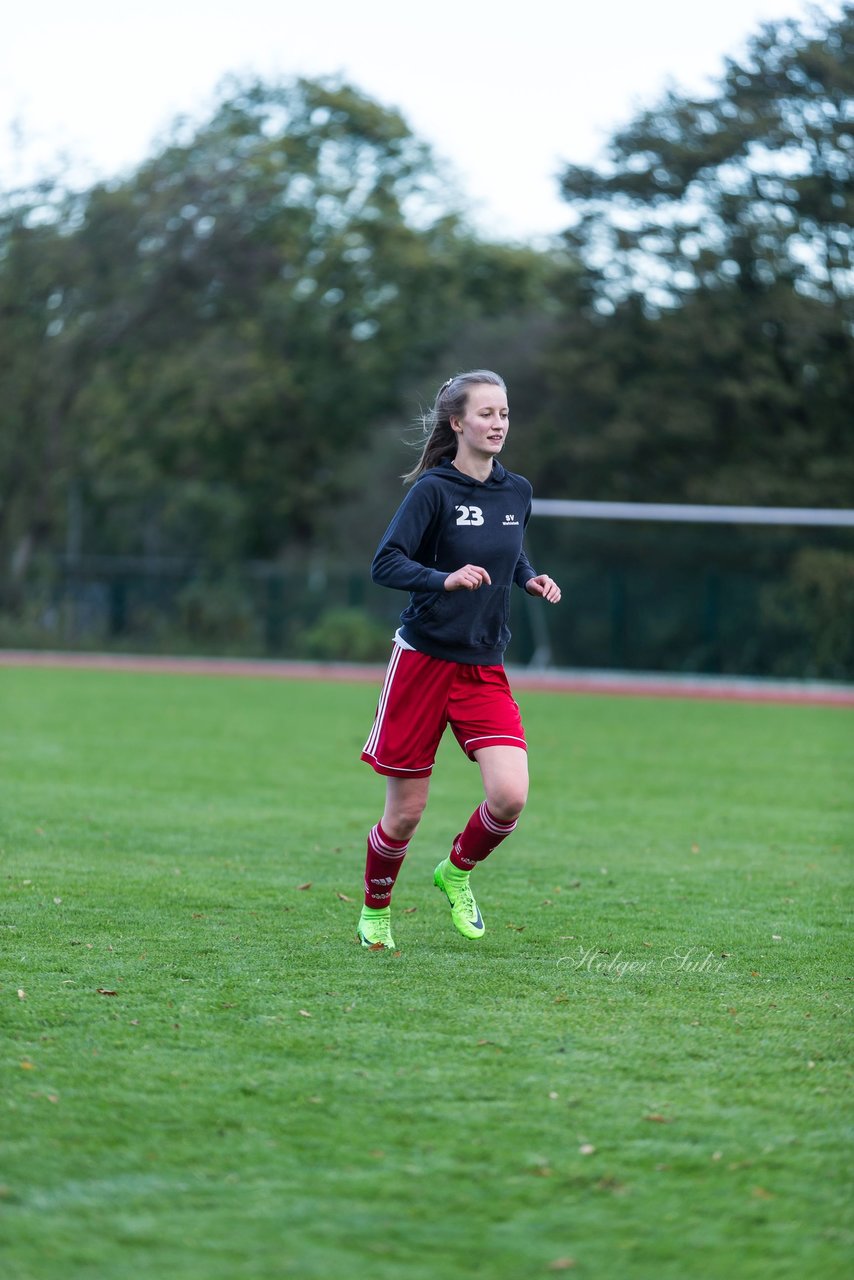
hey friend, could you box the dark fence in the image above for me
[3,520,853,679]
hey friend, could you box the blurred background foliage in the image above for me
[1,8,852,675]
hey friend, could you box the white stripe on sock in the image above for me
[479,802,517,835]
[369,824,408,859]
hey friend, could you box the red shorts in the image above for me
[361,641,527,778]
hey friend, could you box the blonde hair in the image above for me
[403,370,507,484]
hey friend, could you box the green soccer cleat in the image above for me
[433,858,485,940]
[356,905,396,950]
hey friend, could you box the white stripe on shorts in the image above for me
[363,640,404,759]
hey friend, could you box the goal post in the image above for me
[531,500,854,528]
[520,501,854,675]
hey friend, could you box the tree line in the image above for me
[1,7,852,672]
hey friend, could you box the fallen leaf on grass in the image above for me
[96,989,118,996]
[20,1061,34,1070]
[644,1114,672,1124]
[596,1176,628,1195]
[403,907,418,914]
[506,924,525,932]
[17,989,26,1000]
[547,1259,576,1271]
[752,1186,774,1200]
[336,892,354,902]
[530,1165,553,1177]
[579,1143,596,1156]
[296,882,312,891]
[298,1009,312,1017]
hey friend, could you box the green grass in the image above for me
[1,666,852,1280]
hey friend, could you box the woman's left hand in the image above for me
[525,575,561,604]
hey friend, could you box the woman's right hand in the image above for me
[444,564,492,591]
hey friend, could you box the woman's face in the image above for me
[452,383,509,458]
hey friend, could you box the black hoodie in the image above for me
[371,458,537,665]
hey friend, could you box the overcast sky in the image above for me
[1,0,841,241]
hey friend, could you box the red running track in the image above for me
[2,650,853,708]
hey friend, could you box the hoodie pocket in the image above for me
[476,585,511,648]
[405,583,511,652]
[408,590,444,625]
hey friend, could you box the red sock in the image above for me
[363,822,409,907]
[449,802,518,870]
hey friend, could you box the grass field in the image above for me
[1,666,852,1280]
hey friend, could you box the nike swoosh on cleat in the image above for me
[469,907,483,929]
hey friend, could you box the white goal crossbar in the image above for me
[531,500,854,528]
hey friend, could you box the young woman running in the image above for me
[357,370,561,949]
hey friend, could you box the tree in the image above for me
[0,76,548,579]
[0,177,90,591]
[528,6,854,509]
[558,5,853,313]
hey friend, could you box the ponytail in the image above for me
[402,370,506,484]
